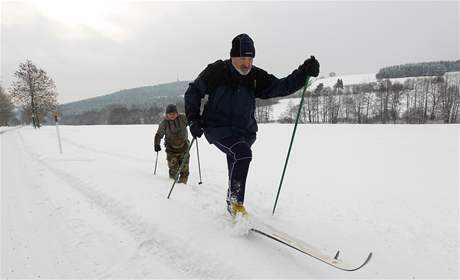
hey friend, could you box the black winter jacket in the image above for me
[184,59,308,144]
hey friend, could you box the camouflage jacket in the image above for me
[154,114,189,152]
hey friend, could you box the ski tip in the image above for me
[353,252,373,271]
[365,252,373,264]
[339,251,373,272]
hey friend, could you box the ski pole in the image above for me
[154,151,159,175]
[167,137,196,199]
[272,76,311,215]
[55,121,63,154]
[53,112,63,154]
[196,138,203,184]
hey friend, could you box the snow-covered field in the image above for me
[2,124,459,278]
[272,98,300,120]
[270,73,415,121]
[309,73,413,89]
[311,73,377,88]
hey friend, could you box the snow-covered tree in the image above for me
[10,60,58,128]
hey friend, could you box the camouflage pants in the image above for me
[166,151,190,179]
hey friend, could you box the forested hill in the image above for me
[376,60,460,79]
[60,81,190,116]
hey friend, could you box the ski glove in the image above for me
[154,144,161,152]
[301,56,320,77]
[189,121,204,138]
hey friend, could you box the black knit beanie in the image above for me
[165,104,177,114]
[230,33,255,58]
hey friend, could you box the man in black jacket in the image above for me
[184,33,319,217]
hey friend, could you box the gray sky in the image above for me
[1,0,459,103]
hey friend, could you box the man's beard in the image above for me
[232,61,252,76]
[236,67,251,75]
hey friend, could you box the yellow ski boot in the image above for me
[228,201,249,218]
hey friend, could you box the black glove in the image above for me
[154,144,161,152]
[301,56,320,77]
[189,120,204,138]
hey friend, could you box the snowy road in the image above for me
[2,125,459,278]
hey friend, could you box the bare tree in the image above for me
[321,88,331,123]
[413,79,419,122]
[0,85,14,126]
[332,79,344,122]
[313,83,324,123]
[376,79,392,123]
[446,73,460,123]
[10,60,58,128]
[440,84,460,123]
[421,77,431,123]
[403,79,415,123]
[343,94,355,122]
[255,99,275,123]
[450,85,460,123]
[389,82,403,123]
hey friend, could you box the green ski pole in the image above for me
[272,76,311,215]
[196,138,203,184]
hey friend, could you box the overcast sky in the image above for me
[1,0,459,103]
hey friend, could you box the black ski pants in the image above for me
[214,136,254,205]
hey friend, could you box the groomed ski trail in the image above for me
[11,129,242,278]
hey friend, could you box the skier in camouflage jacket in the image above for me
[154,104,190,184]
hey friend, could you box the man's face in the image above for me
[166,112,178,120]
[231,57,253,75]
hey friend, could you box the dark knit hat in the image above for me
[165,104,177,114]
[230,33,255,58]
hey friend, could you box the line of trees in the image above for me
[280,72,460,124]
[60,99,185,125]
[60,104,165,125]
[376,60,460,79]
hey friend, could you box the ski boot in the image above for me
[178,176,188,184]
[227,201,248,218]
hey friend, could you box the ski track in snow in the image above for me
[57,133,150,163]
[27,129,308,278]
[16,130,241,279]
[3,131,133,278]
[16,127,327,278]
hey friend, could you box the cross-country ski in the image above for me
[250,223,373,271]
